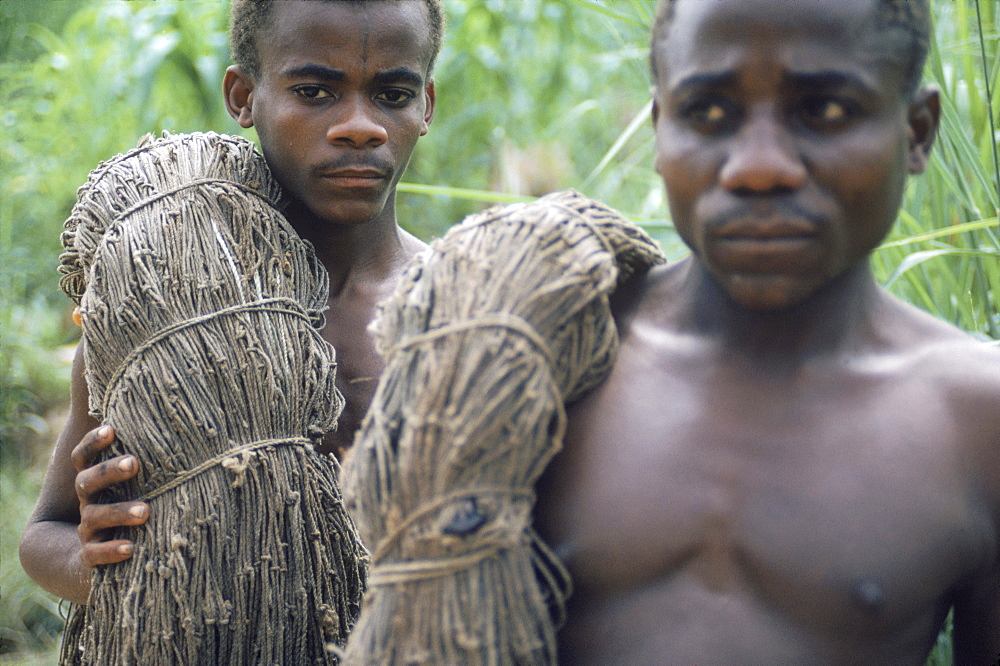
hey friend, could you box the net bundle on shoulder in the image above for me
[58,131,367,665]
[341,190,665,665]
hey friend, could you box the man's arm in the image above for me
[952,564,1000,666]
[952,361,1000,665]
[18,343,148,605]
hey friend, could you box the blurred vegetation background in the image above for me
[1,0,996,662]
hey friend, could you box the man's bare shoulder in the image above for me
[608,260,685,326]
[399,227,429,258]
[878,295,1000,510]
[882,293,1000,386]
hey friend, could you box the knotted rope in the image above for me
[341,190,665,664]
[57,132,367,665]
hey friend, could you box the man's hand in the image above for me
[72,425,148,567]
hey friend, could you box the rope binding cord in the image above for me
[57,131,367,665]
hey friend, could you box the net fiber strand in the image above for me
[341,190,666,665]
[57,131,367,665]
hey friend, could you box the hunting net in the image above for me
[341,189,665,665]
[57,131,367,665]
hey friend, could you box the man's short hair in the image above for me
[230,0,446,79]
[649,0,931,97]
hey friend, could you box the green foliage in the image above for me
[924,611,955,666]
[0,298,73,468]
[872,0,1000,341]
[0,0,232,463]
[1,3,232,658]
[0,0,995,661]
[0,466,63,662]
[398,0,666,240]
[1,0,231,306]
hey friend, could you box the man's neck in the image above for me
[671,258,885,366]
[284,199,406,298]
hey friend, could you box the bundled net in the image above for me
[341,190,665,664]
[57,131,367,665]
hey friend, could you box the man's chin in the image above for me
[302,197,391,229]
[718,272,817,311]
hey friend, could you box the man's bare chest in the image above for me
[534,332,991,636]
[318,301,384,456]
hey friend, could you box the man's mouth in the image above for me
[709,215,822,269]
[316,166,389,188]
[714,216,819,241]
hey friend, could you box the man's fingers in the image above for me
[79,540,135,568]
[79,502,149,535]
[77,502,147,569]
[75,455,139,503]
[71,425,117,471]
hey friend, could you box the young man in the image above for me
[533,0,1000,663]
[21,0,440,627]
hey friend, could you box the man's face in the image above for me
[229,0,435,228]
[652,0,937,310]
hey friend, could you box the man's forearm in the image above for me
[20,520,93,605]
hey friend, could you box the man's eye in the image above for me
[812,100,846,120]
[376,89,415,105]
[293,86,333,101]
[801,97,857,127]
[702,103,727,122]
[677,98,736,132]
[820,101,846,121]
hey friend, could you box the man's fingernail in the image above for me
[129,505,146,519]
[118,544,132,556]
[118,456,134,473]
[97,425,111,439]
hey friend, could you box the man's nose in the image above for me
[719,111,806,193]
[327,96,388,147]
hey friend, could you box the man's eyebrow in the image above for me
[784,70,878,94]
[282,64,345,82]
[371,68,425,88]
[279,65,424,88]
[669,70,879,96]
[670,71,740,95]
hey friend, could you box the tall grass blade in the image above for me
[559,0,648,29]
[581,99,654,189]
[973,0,1000,209]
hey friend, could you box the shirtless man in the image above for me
[21,0,441,606]
[535,0,1000,663]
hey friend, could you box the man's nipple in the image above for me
[851,578,885,612]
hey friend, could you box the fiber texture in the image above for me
[57,132,367,665]
[341,190,665,665]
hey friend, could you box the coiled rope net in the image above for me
[341,190,665,665]
[57,132,367,665]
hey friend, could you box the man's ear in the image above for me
[652,96,660,127]
[907,86,940,175]
[224,65,255,129]
[421,80,436,136]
